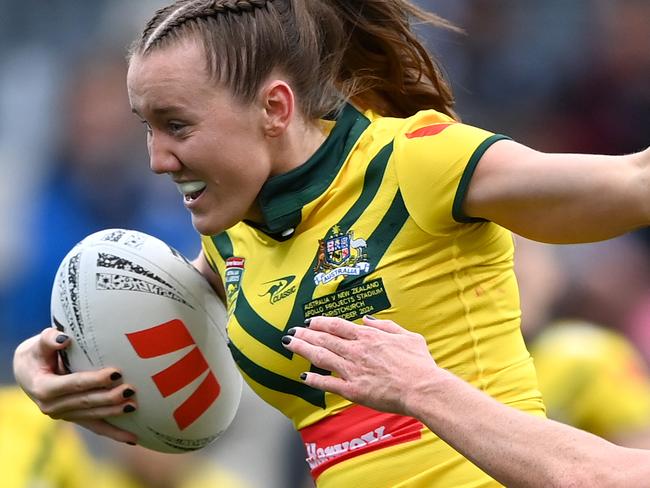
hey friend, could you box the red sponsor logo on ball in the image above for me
[126,319,220,430]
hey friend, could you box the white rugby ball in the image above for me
[50,229,242,453]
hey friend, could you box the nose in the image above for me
[148,132,181,174]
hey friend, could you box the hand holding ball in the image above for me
[50,229,241,453]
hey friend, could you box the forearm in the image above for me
[405,367,650,487]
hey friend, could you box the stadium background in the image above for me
[1,1,649,486]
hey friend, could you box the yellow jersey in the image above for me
[532,320,650,439]
[201,104,544,487]
[1,386,94,488]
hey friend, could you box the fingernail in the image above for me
[110,372,122,381]
[364,315,377,320]
[281,335,292,345]
[304,318,312,327]
[123,389,135,398]
[55,334,69,344]
[287,327,297,336]
[123,405,136,413]
[300,372,307,381]
[127,441,136,446]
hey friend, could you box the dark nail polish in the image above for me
[110,372,122,381]
[123,405,136,413]
[300,372,307,381]
[55,334,69,344]
[123,389,135,398]
[364,315,377,320]
[127,441,136,446]
[287,327,297,336]
[281,335,292,345]
[304,318,312,327]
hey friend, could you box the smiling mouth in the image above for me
[185,188,205,202]
[176,181,207,204]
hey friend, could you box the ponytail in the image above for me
[324,0,460,119]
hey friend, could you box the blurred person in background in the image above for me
[94,441,251,488]
[0,382,251,488]
[514,237,650,450]
[0,49,198,367]
[0,384,94,488]
[531,320,650,449]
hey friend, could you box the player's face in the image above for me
[127,40,272,235]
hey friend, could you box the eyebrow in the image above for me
[131,105,185,117]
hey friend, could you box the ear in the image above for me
[260,80,294,138]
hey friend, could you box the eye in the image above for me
[167,121,187,135]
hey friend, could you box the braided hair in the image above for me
[130,0,458,120]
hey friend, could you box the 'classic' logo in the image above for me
[259,275,297,304]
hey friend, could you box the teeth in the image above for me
[176,181,207,196]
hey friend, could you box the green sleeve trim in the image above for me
[452,134,511,223]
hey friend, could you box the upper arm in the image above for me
[192,250,226,304]
[393,118,504,235]
[463,140,649,243]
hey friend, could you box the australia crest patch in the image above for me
[313,225,370,285]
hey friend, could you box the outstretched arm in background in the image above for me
[283,316,650,488]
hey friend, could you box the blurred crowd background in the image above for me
[1,0,650,487]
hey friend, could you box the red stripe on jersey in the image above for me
[152,347,210,397]
[126,319,195,358]
[173,371,221,430]
[300,404,423,480]
[405,123,453,139]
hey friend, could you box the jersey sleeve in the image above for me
[392,111,509,235]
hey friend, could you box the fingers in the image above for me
[285,315,403,373]
[361,315,405,334]
[15,329,139,444]
[290,325,352,358]
[307,315,406,337]
[305,316,361,340]
[77,419,138,445]
[40,383,137,420]
[300,372,348,398]
[284,330,347,374]
[32,366,125,399]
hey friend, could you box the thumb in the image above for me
[39,327,71,372]
[40,326,71,350]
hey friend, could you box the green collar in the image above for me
[248,103,370,240]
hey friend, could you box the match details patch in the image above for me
[303,278,390,321]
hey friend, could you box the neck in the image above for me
[269,118,327,177]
